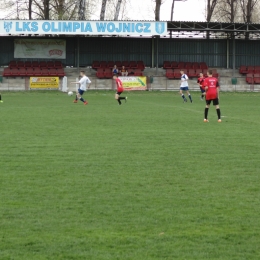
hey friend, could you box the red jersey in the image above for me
[203,77,219,100]
[115,78,124,92]
[197,77,205,88]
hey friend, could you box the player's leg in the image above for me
[180,88,187,102]
[74,89,80,103]
[204,100,211,122]
[200,87,205,100]
[213,99,221,122]
[77,89,88,105]
[115,92,121,105]
[118,91,127,103]
[186,89,192,103]
[0,92,2,103]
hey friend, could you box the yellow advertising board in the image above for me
[119,76,147,90]
[30,77,59,89]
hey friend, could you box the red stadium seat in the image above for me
[104,69,113,78]
[188,69,197,78]
[129,61,138,69]
[17,61,24,68]
[96,68,105,79]
[253,74,260,84]
[11,68,20,76]
[134,69,143,76]
[100,61,107,69]
[171,61,178,69]
[239,65,247,74]
[9,61,17,69]
[107,61,114,69]
[122,61,129,69]
[178,62,185,69]
[200,62,208,69]
[115,61,122,69]
[174,69,181,78]
[24,61,32,68]
[92,61,100,69]
[49,69,57,76]
[163,61,171,69]
[47,61,54,69]
[19,68,27,77]
[54,61,62,69]
[39,61,47,68]
[26,68,34,76]
[41,68,50,76]
[193,62,200,69]
[34,68,42,76]
[246,73,254,84]
[32,61,39,68]
[166,69,174,79]
[3,68,12,77]
[57,68,65,77]
[254,66,260,74]
[247,66,254,74]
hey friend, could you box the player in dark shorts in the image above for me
[203,70,221,123]
[197,72,205,100]
[113,75,127,105]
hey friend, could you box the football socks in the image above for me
[204,108,209,119]
[216,108,221,120]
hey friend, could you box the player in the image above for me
[71,71,91,105]
[197,72,205,100]
[113,75,127,105]
[203,70,221,123]
[180,70,192,103]
[0,93,3,103]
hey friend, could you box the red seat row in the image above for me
[9,60,63,69]
[166,68,218,79]
[163,61,208,70]
[246,73,260,84]
[92,61,145,71]
[96,68,143,79]
[239,65,260,75]
[3,68,65,77]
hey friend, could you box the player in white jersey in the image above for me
[71,71,91,105]
[180,70,192,103]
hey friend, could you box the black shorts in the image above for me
[206,98,219,106]
[116,92,122,95]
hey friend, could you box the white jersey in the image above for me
[180,74,189,87]
[79,75,91,91]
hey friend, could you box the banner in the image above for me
[30,77,59,89]
[119,76,147,91]
[0,20,167,36]
[14,39,66,59]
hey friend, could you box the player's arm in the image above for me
[71,77,84,85]
[216,81,220,98]
[88,79,92,89]
[70,81,80,84]
[204,79,208,91]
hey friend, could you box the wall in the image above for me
[1,36,260,68]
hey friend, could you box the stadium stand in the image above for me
[94,60,144,78]
[92,60,145,71]
[3,61,65,77]
[163,61,219,80]
[238,65,260,84]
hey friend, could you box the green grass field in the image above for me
[0,91,260,260]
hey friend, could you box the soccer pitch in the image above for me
[0,91,260,260]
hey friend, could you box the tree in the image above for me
[213,0,239,23]
[100,0,107,20]
[240,0,259,23]
[114,0,122,20]
[155,0,162,21]
[206,0,218,22]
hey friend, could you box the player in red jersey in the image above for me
[113,75,127,105]
[203,70,221,123]
[197,72,205,100]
